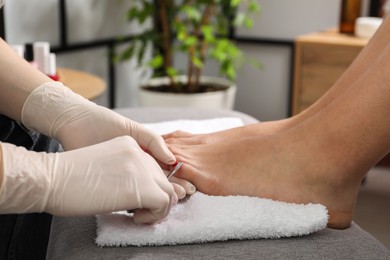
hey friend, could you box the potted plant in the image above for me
[118,0,260,109]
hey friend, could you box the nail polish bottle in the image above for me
[11,44,24,57]
[33,41,50,73]
[46,53,60,81]
[24,43,38,69]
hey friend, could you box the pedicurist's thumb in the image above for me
[127,120,176,164]
[21,82,175,164]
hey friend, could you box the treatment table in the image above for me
[46,107,390,260]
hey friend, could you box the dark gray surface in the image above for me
[46,107,390,260]
[47,216,389,260]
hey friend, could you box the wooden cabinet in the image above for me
[57,67,106,100]
[292,29,368,115]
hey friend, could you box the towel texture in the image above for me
[95,117,328,247]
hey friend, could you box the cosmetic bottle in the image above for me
[24,43,38,69]
[46,53,60,81]
[11,44,24,57]
[339,0,362,34]
[33,41,50,73]
[384,0,390,16]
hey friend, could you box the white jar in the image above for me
[384,0,390,15]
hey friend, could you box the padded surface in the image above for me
[46,107,390,260]
[47,216,389,260]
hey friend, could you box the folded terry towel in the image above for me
[95,117,328,247]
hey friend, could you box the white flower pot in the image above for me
[138,76,237,109]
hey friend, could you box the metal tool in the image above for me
[167,162,183,180]
[127,162,183,214]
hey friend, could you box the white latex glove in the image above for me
[21,82,196,195]
[0,136,177,224]
[21,82,175,164]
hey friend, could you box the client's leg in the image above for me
[169,40,390,229]
[165,14,390,145]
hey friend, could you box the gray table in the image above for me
[46,108,390,260]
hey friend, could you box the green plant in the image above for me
[119,0,260,93]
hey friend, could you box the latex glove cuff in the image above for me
[21,81,92,138]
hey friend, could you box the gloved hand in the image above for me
[21,81,174,164]
[0,136,178,224]
[20,82,196,195]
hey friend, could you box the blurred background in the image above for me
[2,0,373,121]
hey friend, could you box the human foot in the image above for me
[168,128,365,229]
[164,118,294,145]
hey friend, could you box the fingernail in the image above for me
[172,193,179,205]
[167,157,176,165]
[186,184,196,195]
[178,189,186,200]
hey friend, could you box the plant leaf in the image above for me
[147,55,163,68]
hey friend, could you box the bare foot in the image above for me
[164,118,294,145]
[168,126,367,229]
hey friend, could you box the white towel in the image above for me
[95,117,328,247]
[143,117,245,135]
